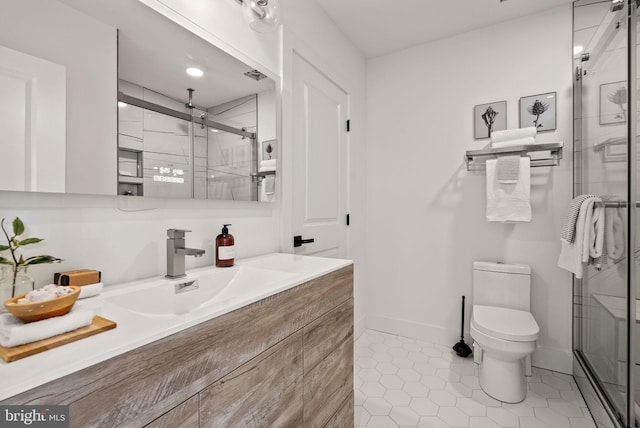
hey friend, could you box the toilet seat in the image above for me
[472,305,539,342]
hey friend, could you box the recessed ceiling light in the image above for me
[573,45,584,55]
[186,67,204,77]
[117,101,127,108]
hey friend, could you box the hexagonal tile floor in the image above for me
[355,330,596,428]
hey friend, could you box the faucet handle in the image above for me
[167,229,192,239]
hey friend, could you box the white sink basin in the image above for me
[106,265,295,316]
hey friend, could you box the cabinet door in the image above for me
[303,299,354,428]
[200,331,303,427]
[144,396,198,428]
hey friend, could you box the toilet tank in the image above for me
[473,261,531,311]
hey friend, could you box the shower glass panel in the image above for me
[573,1,637,426]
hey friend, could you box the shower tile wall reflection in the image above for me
[117,80,258,200]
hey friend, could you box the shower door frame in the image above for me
[572,1,639,427]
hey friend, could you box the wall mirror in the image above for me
[0,0,277,202]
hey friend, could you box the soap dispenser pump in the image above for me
[216,224,235,267]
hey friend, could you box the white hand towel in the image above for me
[79,282,103,299]
[486,157,531,223]
[0,308,95,347]
[490,127,537,144]
[491,137,537,149]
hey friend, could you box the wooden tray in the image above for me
[0,316,117,363]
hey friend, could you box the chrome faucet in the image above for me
[166,229,205,279]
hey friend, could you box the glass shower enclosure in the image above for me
[573,1,638,427]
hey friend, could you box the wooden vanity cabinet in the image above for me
[2,265,354,428]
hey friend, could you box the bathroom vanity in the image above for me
[0,253,354,427]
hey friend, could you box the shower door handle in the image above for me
[293,235,315,247]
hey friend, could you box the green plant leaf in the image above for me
[17,238,43,246]
[22,255,62,266]
[0,256,13,265]
[12,217,24,236]
[0,245,9,251]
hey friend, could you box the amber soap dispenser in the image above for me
[216,224,235,267]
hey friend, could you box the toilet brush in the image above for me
[452,295,472,358]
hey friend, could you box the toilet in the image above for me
[470,261,540,403]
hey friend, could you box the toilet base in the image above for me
[478,353,527,403]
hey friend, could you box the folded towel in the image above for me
[0,308,95,347]
[486,157,531,223]
[259,159,276,172]
[496,156,521,183]
[491,137,537,149]
[560,194,598,244]
[490,127,537,144]
[79,282,103,299]
[558,196,606,278]
[558,197,599,278]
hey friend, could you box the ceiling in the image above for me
[59,0,274,108]
[314,0,576,58]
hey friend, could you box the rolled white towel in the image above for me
[491,127,537,144]
[79,282,103,299]
[0,308,95,347]
[259,159,276,172]
[491,137,537,149]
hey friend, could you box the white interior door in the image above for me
[292,53,349,258]
[0,45,66,192]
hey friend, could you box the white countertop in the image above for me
[0,253,352,401]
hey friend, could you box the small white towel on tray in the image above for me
[490,127,537,144]
[0,308,94,347]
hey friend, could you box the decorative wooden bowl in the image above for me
[4,286,81,323]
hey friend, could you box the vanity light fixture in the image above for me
[574,45,584,55]
[117,101,127,108]
[236,0,281,33]
[186,67,204,77]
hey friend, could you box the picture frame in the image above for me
[519,92,556,132]
[473,100,507,139]
[599,81,627,125]
[261,139,276,160]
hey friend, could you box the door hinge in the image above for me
[346,120,350,132]
[346,213,350,226]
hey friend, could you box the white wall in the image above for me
[365,6,574,373]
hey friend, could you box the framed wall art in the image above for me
[519,92,556,132]
[473,100,507,139]
[599,81,627,125]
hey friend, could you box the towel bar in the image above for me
[464,142,563,171]
[595,200,640,208]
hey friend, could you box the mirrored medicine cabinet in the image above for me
[0,0,277,202]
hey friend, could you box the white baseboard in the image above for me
[366,315,572,374]
[354,315,366,341]
[532,346,573,375]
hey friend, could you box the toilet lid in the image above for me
[472,305,539,342]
